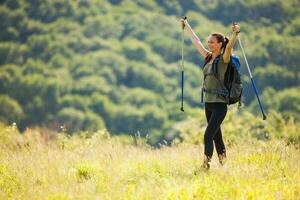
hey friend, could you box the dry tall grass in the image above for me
[0,123,299,199]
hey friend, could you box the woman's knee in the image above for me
[204,131,214,142]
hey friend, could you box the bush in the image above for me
[84,15,123,39]
[251,87,300,121]
[171,108,300,146]
[0,42,27,65]
[0,95,24,124]
[122,38,151,61]
[253,64,296,90]
[125,61,166,93]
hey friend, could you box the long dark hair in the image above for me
[204,33,229,64]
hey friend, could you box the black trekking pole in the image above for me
[180,16,187,112]
[237,35,267,120]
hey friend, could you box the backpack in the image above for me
[202,54,243,105]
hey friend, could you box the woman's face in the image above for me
[207,35,222,53]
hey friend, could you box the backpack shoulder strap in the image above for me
[230,55,241,70]
[212,54,222,78]
[212,54,230,99]
[201,53,212,69]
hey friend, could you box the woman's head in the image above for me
[207,33,229,53]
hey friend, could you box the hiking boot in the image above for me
[218,153,226,166]
[202,156,211,170]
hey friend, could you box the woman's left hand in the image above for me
[232,23,240,34]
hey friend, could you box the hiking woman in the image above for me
[180,18,240,169]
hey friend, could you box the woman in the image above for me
[180,18,240,169]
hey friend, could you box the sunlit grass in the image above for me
[0,124,299,199]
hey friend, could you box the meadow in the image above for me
[1,1,300,199]
[1,122,299,200]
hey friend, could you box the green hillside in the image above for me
[0,0,299,144]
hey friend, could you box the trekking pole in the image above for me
[180,16,187,112]
[237,35,267,120]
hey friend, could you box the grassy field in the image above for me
[0,124,299,200]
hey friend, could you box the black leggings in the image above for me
[204,102,227,159]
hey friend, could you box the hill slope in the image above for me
[0,0,299,144]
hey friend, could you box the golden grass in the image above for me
[0,124,299,200]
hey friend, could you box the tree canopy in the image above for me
[0,0,299,145]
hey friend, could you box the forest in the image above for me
[0,0,299,145]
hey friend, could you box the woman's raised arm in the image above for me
[181,19,210,58]
[223,23,240,63]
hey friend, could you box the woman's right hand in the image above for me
[180,17,187,29]
[232,23,240,34]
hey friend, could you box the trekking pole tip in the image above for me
[263,115,267,120]
[180,107,184,112]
